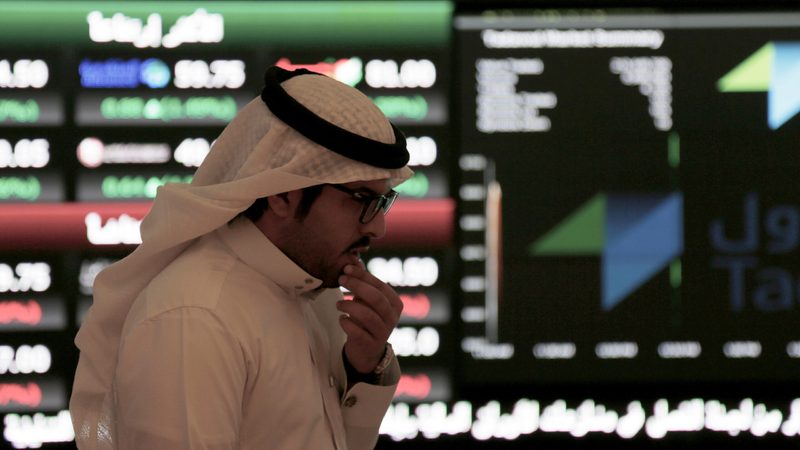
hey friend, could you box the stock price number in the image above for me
[0,345,51,375]
[389,326,440,357]
[0,139,50,169]
[0,59,49,88]
[406,136,437,167]
[0,263,51,293]
[367,257,439,287]
[174,60,246,89]
[365,59,437,89]
[174,138,211,167]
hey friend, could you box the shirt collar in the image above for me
[216,216,324,296]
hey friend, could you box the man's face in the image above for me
[281,179,391,288]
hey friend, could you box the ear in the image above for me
[266,190,303,219]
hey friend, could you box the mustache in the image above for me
[348,237,371,251]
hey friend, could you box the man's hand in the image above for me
[336,262,403,374]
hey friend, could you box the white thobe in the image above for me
[112,217,399,449]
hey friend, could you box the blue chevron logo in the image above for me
[530,193,683,310]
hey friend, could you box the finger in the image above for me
[341,266,403,317]
[338,275,397,324]
[343,263,394,297]
[339,316,386,359]
[337,300,390,339]
[339,315,374,344]
[340,320,385,373]
[347,263,404,316]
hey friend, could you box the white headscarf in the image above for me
[70,71,413,449]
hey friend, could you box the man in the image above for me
[70,66,414,450]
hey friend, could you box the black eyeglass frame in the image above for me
[327,184,399,224]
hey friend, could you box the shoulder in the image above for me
[130,232,298,339]
[145,233,238,314]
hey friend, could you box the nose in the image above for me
[360,210,387,240]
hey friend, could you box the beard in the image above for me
[316,236,371,288]
[281,228,371,289]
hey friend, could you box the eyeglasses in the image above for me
[327,184,399,224]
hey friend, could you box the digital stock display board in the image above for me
[0,2,453,448]
[449,7,800,445]
[1,1,800,449]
